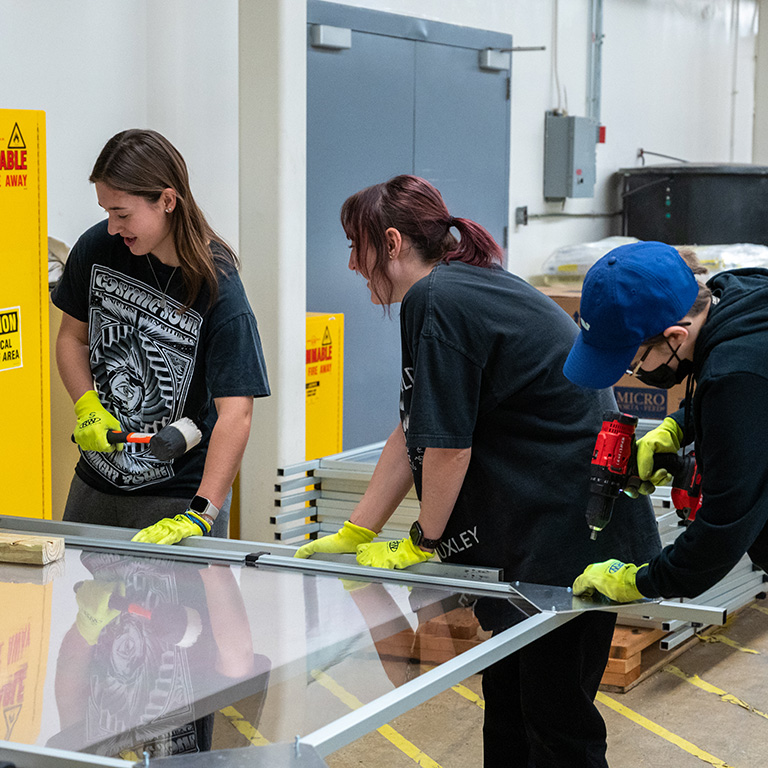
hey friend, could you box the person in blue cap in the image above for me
[565,239,768,602]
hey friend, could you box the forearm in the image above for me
[350,425,414,532]
[200,565,255,678]
[417,447,471,545]
[55,626,92,727]
[197,397,254,510]
[56,314,93,402]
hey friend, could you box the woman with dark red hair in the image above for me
[296,175,660,768]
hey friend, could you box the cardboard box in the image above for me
[539,287,687,419]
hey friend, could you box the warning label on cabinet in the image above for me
[0,307,22,371]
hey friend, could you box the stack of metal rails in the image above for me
[274,417,767,645]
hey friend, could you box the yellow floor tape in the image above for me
[596,692,735,768]
[450,682,485,710]
[664,665,768,720]
[219,705,271,746]
[311,668,443,768]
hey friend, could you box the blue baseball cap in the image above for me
[563,241,699,389]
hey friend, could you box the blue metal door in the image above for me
[308,2,511,450]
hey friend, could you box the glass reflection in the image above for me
[48,551,269,759]
[0,545,516,757]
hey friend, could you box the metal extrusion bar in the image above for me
[0,740,130,768]
[610,600,726,626]
[252,553,523,600]
[660,626,697,651]
[299,610,576,757]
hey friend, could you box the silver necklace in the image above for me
[146,254,178,309]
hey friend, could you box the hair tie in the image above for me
[446,217,457,228]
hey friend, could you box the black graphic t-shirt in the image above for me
[52,220,270,497]
[399,261,660,586]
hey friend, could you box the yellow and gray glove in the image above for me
[131,511,211,545]
[75,580,126,645]
[73,390,123,452]
[356,537,434,570]
[294,521,376,559]
[636,417,684,491]
[572,559,647,603]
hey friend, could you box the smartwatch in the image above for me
[189,495,219,530]
[409,520,441,550]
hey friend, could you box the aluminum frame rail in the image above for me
[0,516,727,768]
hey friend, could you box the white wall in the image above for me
[328,0,759,277]
[0,0,239,252]
[755,0,768,162]
[0,0,148,246]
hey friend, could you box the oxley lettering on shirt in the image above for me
[435,526,479,560]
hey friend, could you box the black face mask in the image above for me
[635,340,693,389]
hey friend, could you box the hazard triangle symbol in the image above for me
[321,326,332,346]
[4,704,22,739]
[8,123,25,150]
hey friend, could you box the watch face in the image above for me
[190,495,209,514]
[410,521,422,545]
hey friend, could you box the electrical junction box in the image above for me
[543,112,598,200]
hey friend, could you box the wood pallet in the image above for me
[376,609,701,692]
[600,625,698,693]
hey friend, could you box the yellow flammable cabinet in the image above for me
[0,110,50,519]
[306,312,343,460]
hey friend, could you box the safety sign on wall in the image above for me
[0,110,50,519]
[306,312,344,461]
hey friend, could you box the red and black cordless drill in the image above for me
[586,412,702,539]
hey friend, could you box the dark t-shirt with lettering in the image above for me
[52,220,270,497]
[399,261,660,586]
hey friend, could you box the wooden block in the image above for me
[420,607,483,640]
[0,532,65,565]
[609,626,667,659]
[604,652,641,676]
[600,665,643,688]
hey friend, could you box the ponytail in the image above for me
[443,217,503,268]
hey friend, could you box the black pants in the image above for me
[482,611,616,768]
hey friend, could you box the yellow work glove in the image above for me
[356,537,434,570]
[636,417,684,490]
[572,559,647,603]
[131,511,211,545]
[294,520,376,559]
[73,390,123,452]
[75,580,126,645]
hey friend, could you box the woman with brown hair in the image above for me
[53,129,269,543]
[296,174,660,767]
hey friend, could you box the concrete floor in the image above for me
[213,597,768,767]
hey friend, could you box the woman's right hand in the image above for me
[73,390,123,452]
[294,520,376,559]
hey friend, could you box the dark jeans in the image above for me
[63,473,231,538]
[482,611,616,768]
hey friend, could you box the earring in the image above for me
[165,209,172,213]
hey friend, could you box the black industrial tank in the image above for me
[619,164,768,246]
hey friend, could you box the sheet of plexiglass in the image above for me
[1,545,515,759]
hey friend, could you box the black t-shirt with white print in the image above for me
[52,220,269,497]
